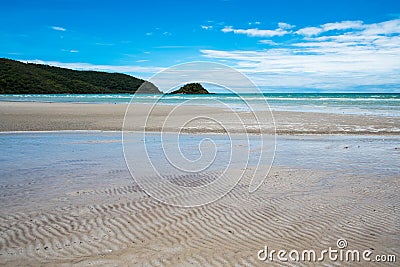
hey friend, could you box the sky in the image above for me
[1,0,400,92]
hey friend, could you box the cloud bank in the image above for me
[221,22,295,37]
[208,19,400,91]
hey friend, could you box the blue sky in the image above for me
[1,0,400,92]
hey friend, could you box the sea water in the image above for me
[1,93,399,117]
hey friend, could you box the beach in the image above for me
[1,101,399,134]
[2,0,400,265]
[0,101,399,266]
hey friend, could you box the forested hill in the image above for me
[169,83,210,94]
[0,58,161,94]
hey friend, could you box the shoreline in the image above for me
[1,101,399,135]
[1,130,400,136]
[0,131,398,266]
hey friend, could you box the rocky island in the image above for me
[169,82,211,94]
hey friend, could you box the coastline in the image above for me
[0,131,398,266]
[1,101,399,265]
[1,101,399,134]
[2,1,400,265]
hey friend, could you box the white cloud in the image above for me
[222,26,289,37]
[258,40,278,45]
[296,26,323,37]
[278,22,294,29]
[51,26,66,32]
[201,19,400,90]
[322,20,363,31]
[201,25,213,30]
[362,19,400,35]
[296,19,400,37]
[296,20,364,37]
[221,22,295,37]
[221,26,232,33]
[61,49,79,53]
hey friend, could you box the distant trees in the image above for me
[169,83,210,94]
[0,58,161,94]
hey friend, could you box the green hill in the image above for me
[169,83,210,94]
[0,58,161,94]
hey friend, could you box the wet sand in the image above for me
[0,101,399,134]
[0,103,399,266]
[1,164,398,266]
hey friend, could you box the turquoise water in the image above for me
[0,93,399,116]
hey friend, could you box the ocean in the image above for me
[0,93,399,117]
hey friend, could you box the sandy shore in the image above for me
[1,101,399,134]
[0,102,399,266]
[0,132,398,266]
[1,166,398,266]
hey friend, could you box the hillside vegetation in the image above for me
[0,58,161,94]
[169,83,210,94]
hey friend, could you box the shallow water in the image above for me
[1,132,398,199]
[1,93,399,116]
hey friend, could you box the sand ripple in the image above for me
[0,167,398,266]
